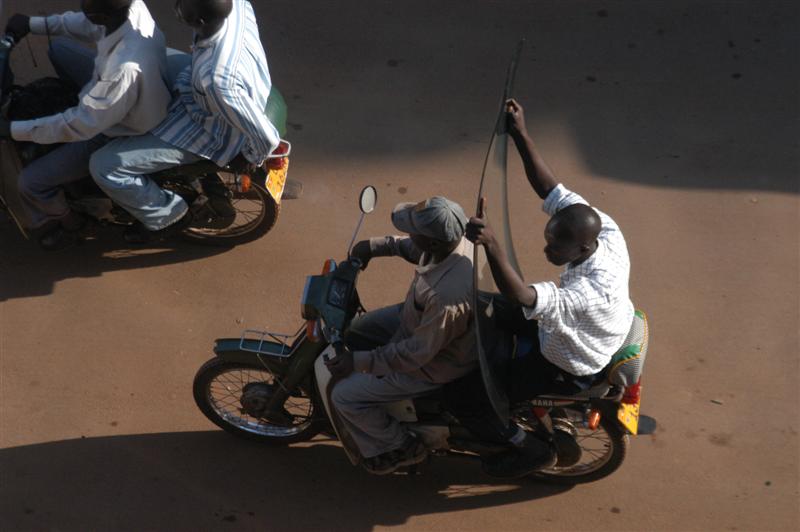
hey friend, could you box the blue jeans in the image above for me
[17,38,101,229]
[88,49,199,230]
[89,134,200,230]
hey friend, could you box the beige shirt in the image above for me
[353,236,478,384]
[11,0,170,144]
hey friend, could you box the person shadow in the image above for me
[0,219,231,301]
[0,431,572,531]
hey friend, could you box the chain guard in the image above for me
[552,418,582,467]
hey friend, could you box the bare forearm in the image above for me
[485,243,537,308]
[511,131,558,200]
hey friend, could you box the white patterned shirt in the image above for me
[10,0,169,144]
[151,0,279,166]
[523,184,635,376]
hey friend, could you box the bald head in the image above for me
[176,0,232,29]
[81,0,131,29]
[543,204,602,266]
[196,0,233,22]
[549,204,601,244]
[82,0,132,15]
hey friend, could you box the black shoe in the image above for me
[123,210,193,245]
[362,433,428,475]
[38,214,91,251]
[39,226,79,251]
[482,435,556,479]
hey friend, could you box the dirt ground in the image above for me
[1,1,798,531]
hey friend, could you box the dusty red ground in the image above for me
[1,1,798,530]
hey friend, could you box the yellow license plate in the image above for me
[618,399,640,435]
[265,158,289,203]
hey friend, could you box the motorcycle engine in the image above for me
[240,382,295,426]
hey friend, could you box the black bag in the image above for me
[8,77,79,121]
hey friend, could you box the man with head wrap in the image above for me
[325,196,478,475]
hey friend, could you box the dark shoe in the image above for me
[362,454,399,476]
[38,213,90,251]
[362,433,428,475]
[390,432,428,468]
[482,435,556,479]
[123,210,193,245]
[39,226,78,251]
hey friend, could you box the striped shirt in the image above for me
[523,185,635,376]
[151,0,279,166]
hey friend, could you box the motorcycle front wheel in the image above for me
[531,407,628,484]
[193,358,320,444]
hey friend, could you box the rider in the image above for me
[326,197,478,475]
[88,0,280,243]
[448,98,635,479]
[0,0,170,250]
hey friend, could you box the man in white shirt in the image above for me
[0,0,170,250]
[447,99,635,479]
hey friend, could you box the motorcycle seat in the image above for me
[532,310,649,402]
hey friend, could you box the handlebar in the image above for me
[0,35,16,49]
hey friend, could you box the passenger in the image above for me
[447,99,636,479]
[327,197,478,475]
[89,0,280,243]
[0,0,170,250]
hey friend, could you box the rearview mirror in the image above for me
[359,186,377,214]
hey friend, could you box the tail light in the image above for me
[266,140,291,170]
[622,382,642,405]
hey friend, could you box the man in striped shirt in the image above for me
[447,99,635,478]
[89,0,280,242]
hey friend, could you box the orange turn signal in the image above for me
[239,174,252,193]
[587,409,601,430]
[306,320,321,342]
[321,259,336,274]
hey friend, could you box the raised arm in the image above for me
[465,201,537,308]
[506,99,559,200]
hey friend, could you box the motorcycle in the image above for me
[192,185,656,484]
[0,34,295,246]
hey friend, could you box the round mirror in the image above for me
[359,186,377,214]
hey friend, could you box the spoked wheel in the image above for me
[193,358,320,444]
[530,407,628,484]
[180,173,280,246]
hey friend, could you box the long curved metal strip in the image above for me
[473,40,525,427]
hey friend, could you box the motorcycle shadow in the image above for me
[0,220,232,301]
[0,431,572,531]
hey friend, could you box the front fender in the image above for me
[212,338,291,371]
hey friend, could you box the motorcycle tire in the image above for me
[531,407,628,484]
[193,358,320,445]
[179,179,280,247]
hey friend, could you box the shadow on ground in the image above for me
[0,431,570,531]
[0,221,231,301]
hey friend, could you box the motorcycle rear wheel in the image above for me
[166,174,280,246]
[531,407,628,484]
[193,358,320,444]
